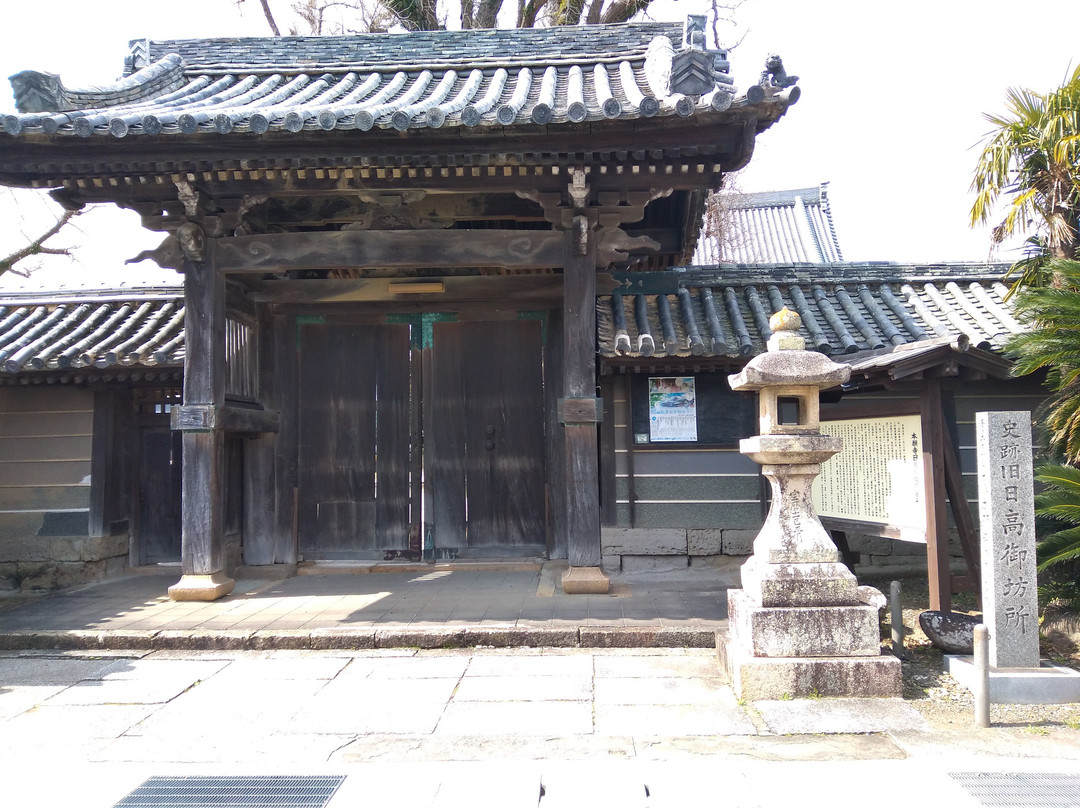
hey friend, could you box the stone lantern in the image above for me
[718,308,901,699]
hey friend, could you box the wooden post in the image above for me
[272,310,298,564]
[89,389,125,540]
[921,379,951,612]
[242,304,278,567]
[169,236,235,601]
[560,216,608,594]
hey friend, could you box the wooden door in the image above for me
[137,427,182,563]
[427,320,546,554]
[298,323,411,559]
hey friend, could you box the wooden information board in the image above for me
[812,413,927,542]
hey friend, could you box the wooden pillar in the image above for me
[921,378,951,612]
[242,304,278,566]
[560,216,608,594]
[168,233,235,601]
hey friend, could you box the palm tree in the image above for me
[970,66,1080,293]
[1034,464,1080,571]
[1007,259,1080,463]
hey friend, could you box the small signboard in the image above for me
[812,413,927,542]
[648,376,697,442]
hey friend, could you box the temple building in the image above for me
[0,19,1042,608]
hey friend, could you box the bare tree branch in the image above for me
[260,0,283,34]
[711,0,747,50]
[0,208,79,278]
[236,0,284,34]
[600,0,651,25]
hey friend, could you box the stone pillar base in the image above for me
[561,566,610,595]
[169,572,235,602]
[718,630,902,700]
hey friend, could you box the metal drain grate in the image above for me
[950,773,1080,807]
[113,775,345,807]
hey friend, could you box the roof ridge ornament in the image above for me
[669,15,731,101]
[9,53,186,115]
[745,54,800,106]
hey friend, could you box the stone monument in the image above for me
[717,309,902,699]
[976,411,1039,669]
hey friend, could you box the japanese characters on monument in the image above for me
[976,411,1039,668]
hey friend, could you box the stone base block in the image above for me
[561,566,610,595]
[718,631,902,700]
[728,588,881,657]
[740,557,859,607]
[620,555,687,574]
[945,656,1080,704]
[168,572,235,602]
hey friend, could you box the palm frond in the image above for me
[1036,525,1080,570]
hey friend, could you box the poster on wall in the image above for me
[648,376,697,442]
[811,414,927,541]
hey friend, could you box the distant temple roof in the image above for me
[693,183,843,265]
[1,20,780,140]
[0,289,183,382]
[1,263,1022,383]
[597,262,1021,363]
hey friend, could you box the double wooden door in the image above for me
[297,319,545,560]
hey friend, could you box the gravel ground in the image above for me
[864,575,1080,733]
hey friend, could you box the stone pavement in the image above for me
[1,646,1079,808]
[3,566,1080,806]
[0,562,732,650]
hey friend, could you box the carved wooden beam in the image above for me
[171,404,280,435]
[214,229,566,273]
[246,274,563,304]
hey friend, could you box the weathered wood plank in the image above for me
[216,230,565,273]
[180,250,228,577]
[0,435,92,461]
[181,429,225,575]
[0,387,95,413]
[297,323,410,557]
[545,306,567,558]
[429,321,468,548]
[0,484,91,512]
[183,251,226,407]
[137,427,182,563]
[428,320,546,550]
[243,305,277,566]
[170,404,279,434]
[562,222,601,568]
[599,377,617,528]
[921,379,951,612]
[271,310,298,564]
[0,411,94,438]
[471,320,546,547]
[247,275,563,305]
[0,460,90,487]
[375,324,411,544]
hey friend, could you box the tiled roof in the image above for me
[693,183,843,265]
[598,263,1022,361]
[1,20,780,139]
[0,290,184,375]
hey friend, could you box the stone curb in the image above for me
[0,626,716,652]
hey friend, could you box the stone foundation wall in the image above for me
[601,526,967,575]
[601,527,758,573]
[0,534,130,591]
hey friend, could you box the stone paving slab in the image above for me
[0,566,729,650]
[754,697,931,735]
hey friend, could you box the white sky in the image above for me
[1,0,1078,292]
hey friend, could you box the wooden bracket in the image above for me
[558,397,604,425]
[171,404,280,435]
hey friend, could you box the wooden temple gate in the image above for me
[0,17,799,599]
[295,317,546,560]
